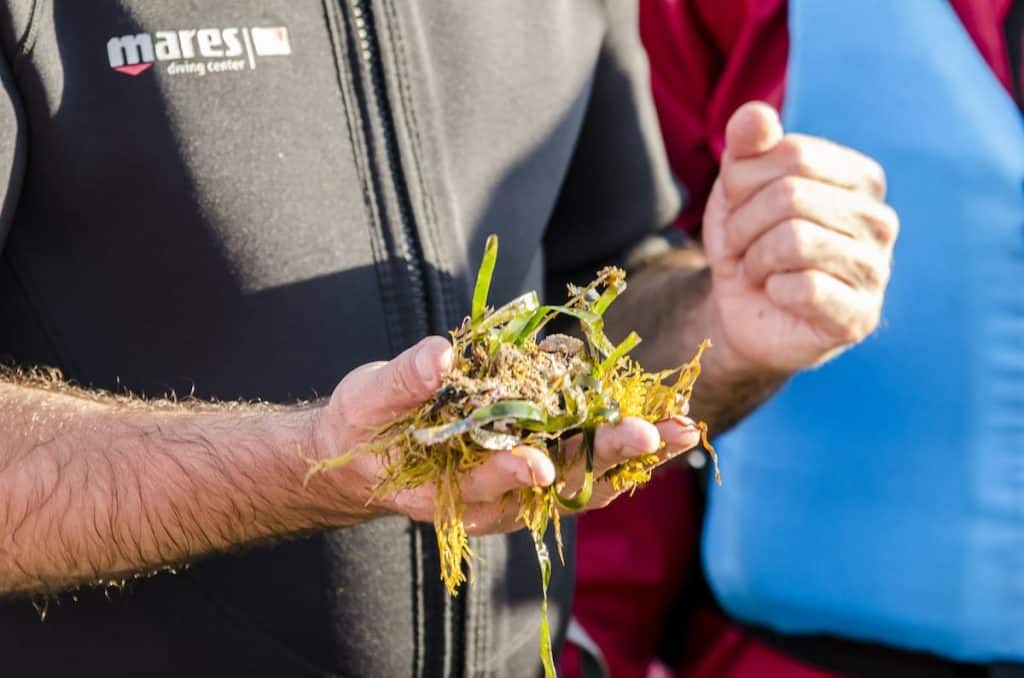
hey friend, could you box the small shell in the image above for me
[538,334,584,356]
[470,427,521,450]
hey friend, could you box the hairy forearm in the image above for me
[0,370,360,597]
[605,245,788,433]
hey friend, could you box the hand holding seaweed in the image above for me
[305,334,563,524]
[306,235,718,676]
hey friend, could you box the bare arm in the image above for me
[0,335,693,596]
[0,369,351,597]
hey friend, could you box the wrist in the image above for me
[303,404,389,524]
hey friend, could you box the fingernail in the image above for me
[414,341,440,387]
[671,415,698,430]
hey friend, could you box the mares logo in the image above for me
[107,26,291,77]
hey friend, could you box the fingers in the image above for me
[742,218,891,290]
[722,133,887,209]
[722,176,898,259]
[335,336,453,421]
[459,446,555,502]
[556,417,701,504]
[557,417,661,502]
[655,416,702,458]
[724,101,784,161]
[705,101,898,374]
[390,445,554,524]
[764,270,879,344]
[561,417,701,513]
[592,417,662,476]
[396,418,701,529]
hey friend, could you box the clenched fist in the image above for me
[702,102,898,374]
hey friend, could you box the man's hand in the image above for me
[602,101,898,433]
[312,336,702,533]
[702,102,898,374]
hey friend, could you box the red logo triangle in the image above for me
[113,62,153,76]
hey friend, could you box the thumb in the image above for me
[336,336,453,421]
[723,101,783,161]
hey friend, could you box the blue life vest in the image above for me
[703,0,1024,661]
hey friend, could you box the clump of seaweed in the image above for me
[307,235,718,676]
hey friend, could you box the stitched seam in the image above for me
[321,0,402,357]
[477,537,491,677]
[479,538,487,677]
[466,536,478,676]
[380,1,459,328]
[410,521,425,678]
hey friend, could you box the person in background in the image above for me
[565,1,1024,676]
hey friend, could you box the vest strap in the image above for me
[745,621,1012,678]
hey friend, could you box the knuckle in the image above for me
[858,258,882,288]
[771,176,803,214]
[782,219,812,261]
[834,327,859,346]
[746,240,773,281]
[886,207,901,240]
[866,159,888,197]
[877,258,893,286]
[871,204,900,245]
[335,378,365,420]
[837,318,865,344]
[850,247,883,289]
[841,315,874,345]
[780,136,812,174]
[390,357,423,398]
[797,272,824,306]
[837,297,882,345]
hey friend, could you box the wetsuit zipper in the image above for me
[348,0,430,341]
[344,2,464,677]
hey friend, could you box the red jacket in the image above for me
[564,2,1016,677]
